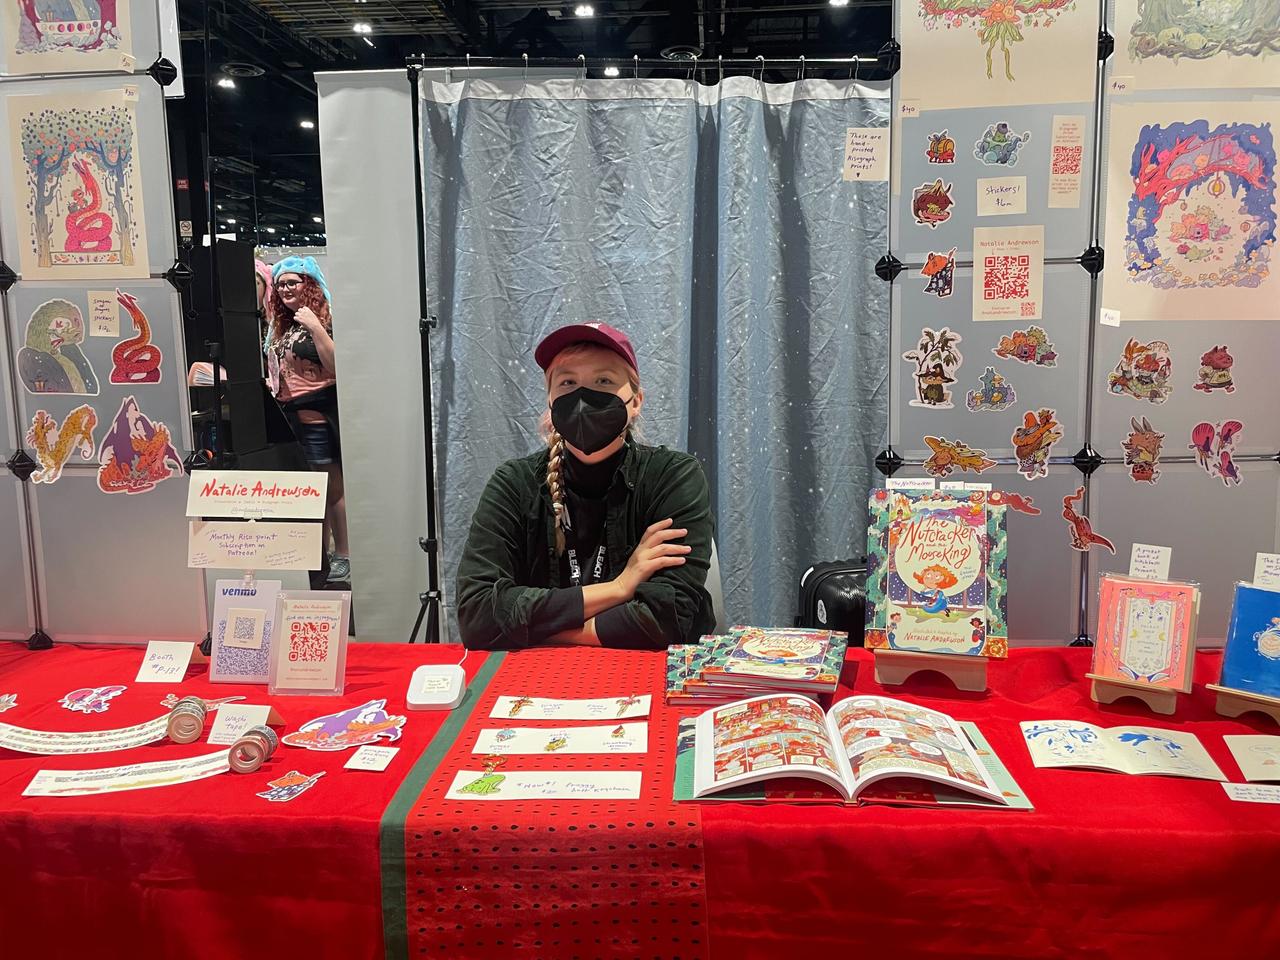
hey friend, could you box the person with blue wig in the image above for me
[268,256,349,584]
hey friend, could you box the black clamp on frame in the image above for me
[6,450,38,482]
[874,254,904,283]
[163,260,194,290]
[1079,246,1104,276]
[878,39,901,78]
[420,315,438,334]
[875,447,904,478]
[1071,445,1104,477]
[1097,30,1115,62]
[182,449,212,475]
[147,57,178,87]
[0,260,17,293]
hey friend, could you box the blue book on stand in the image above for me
[1219,583,1280,700]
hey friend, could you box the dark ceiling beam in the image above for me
[429,0,484,46]
[614,0,666,44]
[496,9,569,56]
[204,0,347,65]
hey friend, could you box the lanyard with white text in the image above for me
[566,543,608,588]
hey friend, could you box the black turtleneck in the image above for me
[558,446,624,588]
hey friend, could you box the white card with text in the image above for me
[344,745,401,771]
[445,770,643,801]
[473,722,648,755]
[207,704,273,746]
[1253,553,1280,591]
[1222,782,1280,804]
[1129,543,1172,581]
[135,641,196,683]
[489,695,650,721]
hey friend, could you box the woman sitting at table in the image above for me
[456,322,715,650]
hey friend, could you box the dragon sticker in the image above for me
[26,405,97,484]
[922,437,997,478]
[96,396,182,495]
[109,290,163,385]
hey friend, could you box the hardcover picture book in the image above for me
[665,628,848,704]
[688,693,1017,806]
[1219,582,1280,700]
[1021,720,1226,781]
[864,490,1008,658]
[1092,574,1199,692]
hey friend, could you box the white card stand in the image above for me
[1086,673,1179,716]
[874,649,988,693]
[1206,684,1280,727]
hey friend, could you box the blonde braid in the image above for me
[547,429,568,556]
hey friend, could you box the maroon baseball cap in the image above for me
[535,322,638,374]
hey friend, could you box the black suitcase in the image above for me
[795,558,868,646]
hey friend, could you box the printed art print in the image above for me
[2,0,135,74]
[864,489,1009,659]
[898,0,1097,110]
[1111,0,1280,90]
[1103,103,1279,322]
[1220,583,1280,699]
[6,87,150,280]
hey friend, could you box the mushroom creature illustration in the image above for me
[903,327,964,409]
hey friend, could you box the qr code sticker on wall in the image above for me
[983,254,1031,301]
[1051,144,1083,176]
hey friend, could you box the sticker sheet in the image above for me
[1,0,136,74]
[18,299,100,395]
[25,405,97,484]
[489,694,651,721]
[472,722,649,755]
[6,87,150,280]
[1111,0,1280,90]
[898,0,1097,110]
[1103,102,1279,322]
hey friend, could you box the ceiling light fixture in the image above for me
[363,37,374,47]
[266,227,276,234]
[603,65,620,77]
[574,4,594,16]
[227,218,237,224]
[300,119,315,129]
[829,0,851,5]
[313,216,323,223]
[353,22,371,34]
[216,76,236,89]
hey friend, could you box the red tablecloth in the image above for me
[5,643,1280,960]
[0,640,492,960]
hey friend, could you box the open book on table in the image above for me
[1020,720,1226,780]
[691,693,1015,805]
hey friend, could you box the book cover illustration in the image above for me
[1220,583,1280,700]
[708,627,846,684]
[1093,575,1198,692]
[864,490,1008,658]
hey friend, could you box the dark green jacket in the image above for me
[456,441,716,650]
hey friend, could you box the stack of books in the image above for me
[665,626,849,706]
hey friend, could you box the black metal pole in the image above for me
[407,63,443,644]
[201,0,227,465]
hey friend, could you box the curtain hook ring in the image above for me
[633,54,639,80]
[522,52,528,81]
[799,55,805,82]
[465,53,471,79]
[718,55,723,84]
[688,55,697,82]
[578,53,586,82]
[755,55,764,83]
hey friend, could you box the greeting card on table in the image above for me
[473,722,648,755]
[267,591,350,696]
[864,490,1008,658]
[1219,583,1280,700]
[1092,574,1199,692]
[444,768,643,801]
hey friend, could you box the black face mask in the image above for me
[551,387,631,455]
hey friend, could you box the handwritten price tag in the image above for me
[1254,553,1280,590]
[135,641,197,683]
[208,704,272,745]
[1129,543,1172,581]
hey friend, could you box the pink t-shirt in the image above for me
[275,326,335,423]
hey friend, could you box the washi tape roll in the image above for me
[166,698,209,744]
[228,724,278,774]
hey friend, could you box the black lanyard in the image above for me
[566,543,607,588]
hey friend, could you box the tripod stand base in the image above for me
[408,590,444,644]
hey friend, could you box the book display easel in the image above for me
[0,0,204,649]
